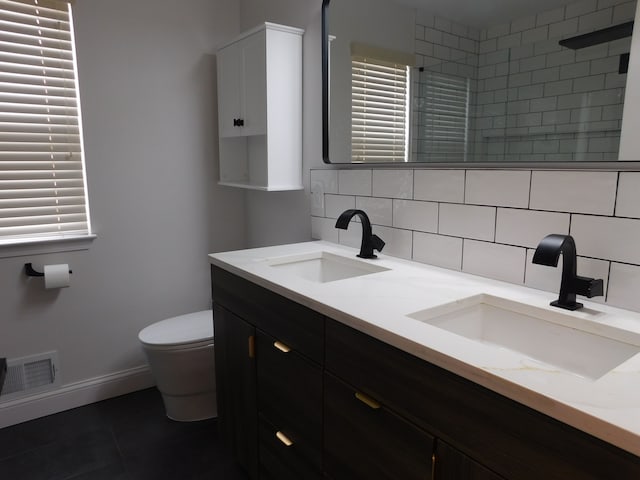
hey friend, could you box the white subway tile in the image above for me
[496,209,570,248]
[435,16,452,33]
[338,170,372,196]
[522,25,549,44]
[393,200,438,232]
[529,171,617,215]
[573,74,605,92]
[566,0,598,19]
[372,170,413,199]
[487,23,510,39]
[413,232,463,270]
[439,204,496,241]
[613,1,638,22]
[462,240,526,284]
[525,250,609,304]
[355,197,393,226]
[571,214,640,264]
[310,169,338,194]
[498,32,522,50]
[465,170,531,207]
[537,7,566,26]
[511,15,536,33]
[615,172,640,218]
[310,170,338,216]
[414,170,465,203]
[373,226,413,260]
[325,194,355,219]
[607,263,640,312]
[578,9,614,31]
[311,216,339,243]
[548,18,579,39]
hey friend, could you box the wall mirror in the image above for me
[322,0,637,165]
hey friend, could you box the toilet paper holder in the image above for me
[24,263,73,277]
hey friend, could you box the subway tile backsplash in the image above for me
[310,168,640,313]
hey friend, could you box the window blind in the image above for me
[0,0,90,244]
[414,70,469,162]
[351,56,409,163]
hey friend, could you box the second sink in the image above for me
[407,294,640,380]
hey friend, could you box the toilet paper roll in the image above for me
[44,264,70,289]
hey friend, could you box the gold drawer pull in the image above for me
[355,391,381,409]
[276,430,293,446]
[274,341,291,353]
[432,452,437,480]
[248,335,255,358]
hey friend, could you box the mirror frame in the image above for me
[321,0,640,169]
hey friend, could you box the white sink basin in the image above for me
[407,294,640,380]
[267,251,389,283]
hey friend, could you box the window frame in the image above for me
[0,0,93,252]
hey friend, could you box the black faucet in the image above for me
[335,209,385,259]
[532,234,603,311]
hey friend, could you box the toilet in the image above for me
[138,310,216,421]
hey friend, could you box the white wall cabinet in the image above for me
[216,23,304,191]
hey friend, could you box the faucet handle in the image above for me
[371,234,385,253]
[574,276,604,298]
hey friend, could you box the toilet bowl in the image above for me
[138,310,216,421]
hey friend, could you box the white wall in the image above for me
[0,0,245,422]
[239,0,323,247]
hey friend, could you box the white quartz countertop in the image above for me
[209,240,640,457]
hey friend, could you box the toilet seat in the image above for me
[138,310,213,349]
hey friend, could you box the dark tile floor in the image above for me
[0,388,248,479]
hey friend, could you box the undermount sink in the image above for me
[407,294,640,380]
[267,251,389,283]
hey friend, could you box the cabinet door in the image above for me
[217,44,243,138]
[217,32,267,138]
[435,441,505,480]
[213,305,258,479]
[324,372,435,480]
[240,30,267,136]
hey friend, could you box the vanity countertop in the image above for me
[209,240,640,457]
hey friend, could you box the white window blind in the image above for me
[351,56,409,163]
[414,70,469,162]
[0,0,90,245]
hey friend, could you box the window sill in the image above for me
[0,234,97,259]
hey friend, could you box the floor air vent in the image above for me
[0,352,60,401]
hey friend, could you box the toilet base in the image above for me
[160,390,217,422]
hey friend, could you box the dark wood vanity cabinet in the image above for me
[212,266,324,479]
[212,266,640,480]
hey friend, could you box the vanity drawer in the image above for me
[258,414,322,480]
[256,329,323,470]
[325,318,640,480]
[211,266,324,363]
[324,372,434,480]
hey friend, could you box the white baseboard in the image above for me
[0,365,155,429]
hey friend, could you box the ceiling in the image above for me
[395,0,579,28]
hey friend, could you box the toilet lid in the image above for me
[138,310,214,346]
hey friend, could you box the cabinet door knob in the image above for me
[355,391,381,409]
[273,341,291,353]
[276,431,293,447]
[233,118,245,127]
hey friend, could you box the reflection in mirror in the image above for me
[323,0,636,164]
